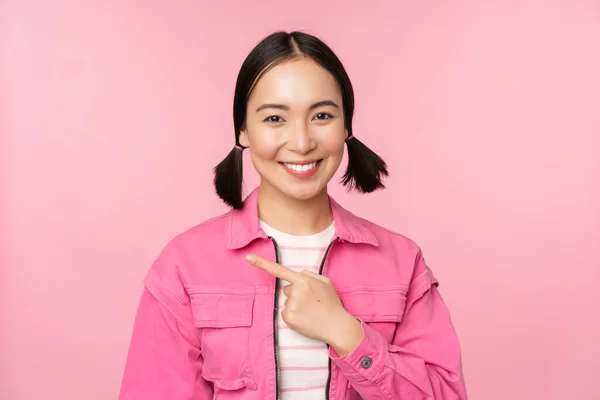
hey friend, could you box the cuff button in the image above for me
[360,356,373,369]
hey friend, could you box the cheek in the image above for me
[245,119,281,161]
[248,133,281,163]
[319,127,346,157]
[328,140,346,157]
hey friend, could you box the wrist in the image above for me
[327,311,363,357]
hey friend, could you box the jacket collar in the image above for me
[226,188,379,249]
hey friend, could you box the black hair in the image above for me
[214,31,388,209]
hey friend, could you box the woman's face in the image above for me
[239,58,347,202]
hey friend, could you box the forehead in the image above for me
[248,58,341,106]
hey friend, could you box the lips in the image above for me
[282,161,318,173]
[280,159,323,178]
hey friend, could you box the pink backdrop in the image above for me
[2,1,599,399]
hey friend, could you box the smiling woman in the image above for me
[253,97,341,178]
[239,57,349,204]
[119,31,468,400]
[214,31,388,211]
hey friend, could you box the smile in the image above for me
[283,161,318,172]
[280,160,322,178]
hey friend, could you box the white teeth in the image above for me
[283,162,318,173]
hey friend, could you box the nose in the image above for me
[288,121,316,154]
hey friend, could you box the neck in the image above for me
[257,183,333,236]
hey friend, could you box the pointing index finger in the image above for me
[246,254,299,283]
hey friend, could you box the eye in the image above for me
[264,115,285,123]
[313,112,333,120]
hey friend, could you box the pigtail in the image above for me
[341,136,388,192]
[213,147,244,209]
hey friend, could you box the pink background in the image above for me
[2,1,599,399]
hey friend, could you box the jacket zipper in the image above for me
[318,237,339,400]
[269,237,281,400]
[270,236,339,400]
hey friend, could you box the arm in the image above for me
[119,267,213,399]
[329,252,468,399]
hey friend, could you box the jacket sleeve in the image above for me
[329,250,468,399]
[119,261,213,399]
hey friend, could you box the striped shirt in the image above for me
[259,220,335,400]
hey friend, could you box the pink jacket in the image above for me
[119,189,467,399]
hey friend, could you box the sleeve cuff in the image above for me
[328,319,388,381]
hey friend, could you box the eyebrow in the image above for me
[255,100,340,113]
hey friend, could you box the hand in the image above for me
[246,254,363,356]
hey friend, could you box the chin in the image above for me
[282,185,326,202]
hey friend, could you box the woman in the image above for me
[120,31,467,399]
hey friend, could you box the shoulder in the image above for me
[145,210,232,286]
[358,216,438,293]
[162,210,230,256]
[359,216,422,257]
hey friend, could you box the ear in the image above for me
[239,126,250,148]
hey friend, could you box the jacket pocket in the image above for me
[339,285,409,343]
[188,289,258,391]
[339,286,408,391]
